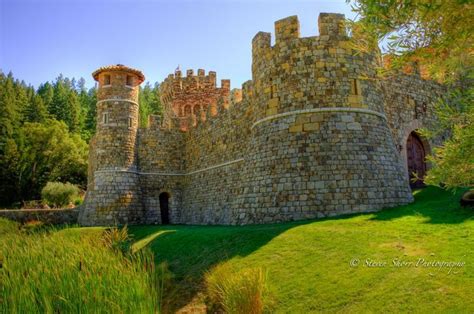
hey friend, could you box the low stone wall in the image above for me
[0,208,79,225]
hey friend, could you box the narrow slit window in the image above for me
[128,117,133,128]
[103,75,111,85]
[351,79,359,95]
[126,75,133,86]
[102,113,109,124]
[269,78,273,98]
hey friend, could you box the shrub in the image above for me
[41,182,79,208]
[206,264,269,314]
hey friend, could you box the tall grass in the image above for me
[205,263,269,314]
[0,219,162,313]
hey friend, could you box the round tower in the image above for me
[237,14,413,224]
[79,64,145,226]
[93,64,144,170]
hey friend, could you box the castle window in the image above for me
[350,79,359,95]
[126,75,133,86]
[103,75,111,86]
[102,113,109,125]
[128,117,133,128]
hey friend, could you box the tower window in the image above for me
[350,79,359,95]
[103,75,111,85]
[128,117,133,128]
[126,75,133,86]
[102,113,109,124]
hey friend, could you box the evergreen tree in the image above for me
[0,72,19,144]
[23,94,48,123]
[138,82,162,127]
[37,82,54,109]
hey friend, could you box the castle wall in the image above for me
[137,118,185,224]
[137,89,254,224]
[179,96,253,224]
[82,13,445,227]
[232,14,413,224]
[383,73,445,175]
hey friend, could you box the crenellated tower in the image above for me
[160,69,231,130]
[237,13,413,223]
[79,64,146,226]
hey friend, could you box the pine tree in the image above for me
[23,94,48,123]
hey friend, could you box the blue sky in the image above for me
[0,0,355,89]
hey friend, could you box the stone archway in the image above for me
[399,120,432,184]
[406,131,427,188]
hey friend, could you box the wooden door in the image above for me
[406,132,426,188]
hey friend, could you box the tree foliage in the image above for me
[349,0,473,83]
[350,0,473,189]
[139,82,162,127]
[423,89,474,189]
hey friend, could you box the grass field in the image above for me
[1,186,473,313]
[129,187,474,312]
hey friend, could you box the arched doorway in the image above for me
[406,131,427,188]
[159,192,170,224]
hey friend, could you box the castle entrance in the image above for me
[159,192,170,224]
[406,132,427,189]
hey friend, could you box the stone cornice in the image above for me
[94,158,245,177]
[96,99,139,106]
[251,107,387,129]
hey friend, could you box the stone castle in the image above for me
[79,13,444,226]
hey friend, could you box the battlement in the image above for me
[275,15,300,42]
[318,13,346,37]
[250,13,385,117]
[162,69,230,95]
[252,13,348,53]
[160,69,232,130]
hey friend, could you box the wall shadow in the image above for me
[129,220,311,312]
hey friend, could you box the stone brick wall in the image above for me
[81,13,445,226]
[383,71,445,175]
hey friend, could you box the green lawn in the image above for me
[129,187,474,312]
[1,186,473,313]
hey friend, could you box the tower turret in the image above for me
[79,64,145,226]
[92,64,144,170]
[238,13,413,224]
